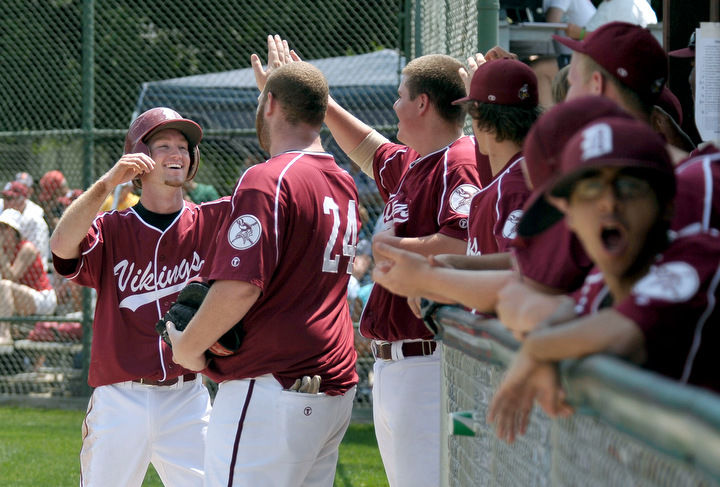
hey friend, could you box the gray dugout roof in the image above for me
[134,49,405,131]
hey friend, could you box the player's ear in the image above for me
[416,93,430,113]
[264,92,276,116]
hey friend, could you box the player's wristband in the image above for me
[579,27,586,40]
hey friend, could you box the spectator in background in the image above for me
[183,179,220,203]
[0,208,57,345]
[543,0,596,67]
[1,181,50,269]
[348,239,374,321]
[564,0,657,41]
[100,181,139,212]
[38,170,82,231]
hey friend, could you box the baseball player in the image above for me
[488,118,720,443]
[453,58,540,258]
[50,108,230,486]
[372,96,632,325]
[321,48,482,487]
[167,61,359,486]
[197,35,482,487]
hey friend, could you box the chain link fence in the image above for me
[0,0,406,406]
[435,307,720,487]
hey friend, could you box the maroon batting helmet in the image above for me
[125,107,203,181]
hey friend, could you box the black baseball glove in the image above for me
[156,281,244,357]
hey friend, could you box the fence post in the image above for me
[79,0,95,397]
[414,0,423,57]
[476,0,500,53]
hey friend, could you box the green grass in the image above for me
[0,406,388,486]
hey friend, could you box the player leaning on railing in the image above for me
[487,118,720,443]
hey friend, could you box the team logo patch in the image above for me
[502,209,524,239]
[632,262,700,304]
[231,257,241,267]
[228,215,262,250]
[518,83,530,100]
[581,123,613,161]
[449,184,480,215]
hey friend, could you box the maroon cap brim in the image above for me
[668,47,694,58]
[551,34,585,53]
[517,183,564,238]
[452,96,473,105]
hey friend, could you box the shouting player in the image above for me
[488,118,720,442]
[168,61,359,486]
[50,108,230,486]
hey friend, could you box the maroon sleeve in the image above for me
[512,220,594,292]
[372,142,415,201]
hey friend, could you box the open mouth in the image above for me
[600,225,627,256]
[166,163,183,170]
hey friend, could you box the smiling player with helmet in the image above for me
[50,107,230,486]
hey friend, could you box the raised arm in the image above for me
[49,154,154,259]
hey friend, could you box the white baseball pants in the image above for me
[204,374,355,487]
[372,349,441,487]
[79,376,210,487]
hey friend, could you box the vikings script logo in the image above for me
[449,184,480,215]
[382,199,410,225]
[228,215,262,250]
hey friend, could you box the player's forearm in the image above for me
[49,177,114,259]
[523,309,644,362]
[434,252,513,271]
[375,232,468,257]
[432,268,513,311]
[174,280,260,360]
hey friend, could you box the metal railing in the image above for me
[433,305,720,486]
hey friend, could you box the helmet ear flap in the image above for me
[186,146,201,181]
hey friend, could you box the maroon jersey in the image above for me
[360,136,482,341]
[672,145,720,233]
[206,151,360,395]
[466,153,529,256]
[573,231,720,392]
[512,220,595,293]
[52,199,231,387]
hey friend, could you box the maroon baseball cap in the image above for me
[553,22,667,103]
[453,58,538,107]
[520,117,673,237]
[2,181,29,199]
[517,96,634,237]
[669,30,695,59]
[656,86,683,125]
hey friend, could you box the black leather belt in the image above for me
[372,340,437,360]
[133,373,197,386]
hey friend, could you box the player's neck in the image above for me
[487,140,522,177]
[269,125,324,157]
[410,125,463,157]
[139,186,185,214]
